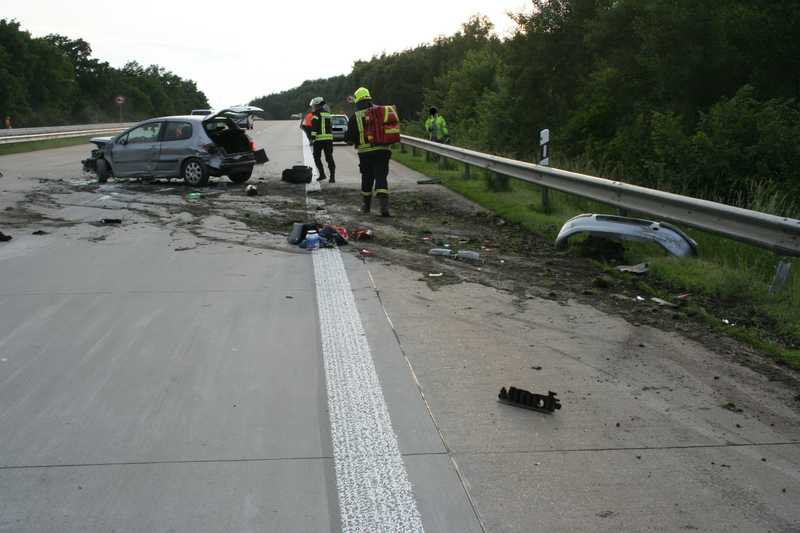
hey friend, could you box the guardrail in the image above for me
[0,123,133,145]
[399,135,800,257]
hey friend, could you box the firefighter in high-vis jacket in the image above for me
[344,87,391,216]
[308,96,335,182]
[425,106,449,143]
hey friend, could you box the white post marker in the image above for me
[303,136,424,532]
[539,128,550,166]
[539,128,550,210]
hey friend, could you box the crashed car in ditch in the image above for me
[82,110,268,186]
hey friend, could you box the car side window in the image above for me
[163,122,193,142]
[127,122,162,144]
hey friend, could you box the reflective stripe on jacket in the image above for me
[311,111,333,142]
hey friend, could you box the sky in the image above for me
[1,0,530,108]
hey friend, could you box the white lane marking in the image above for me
[303,134,424,532]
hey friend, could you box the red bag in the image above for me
[364,105,400,145]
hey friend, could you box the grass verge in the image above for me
[393,146,800,369]
[0,136,94,157]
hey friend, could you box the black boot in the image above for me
[316,172,327,182]
[378,195,391,217]
[360,195,372,213]
[328,170,335,184]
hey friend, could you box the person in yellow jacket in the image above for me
[425,106,449,143]
[344,87,392,216]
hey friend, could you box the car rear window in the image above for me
[163,122,193,141]
[332,116,347,125]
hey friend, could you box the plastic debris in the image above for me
[617,262,649,274]
[651,297,677,308]
[100,218,122,224]
[32,230,48,236]
[498,386,561,413]
[359,248,375,257]
[429,248,453,257]
[417,177,441,185]
[186,192,202,201]
[635,296,646,302]
[676,292,691,301]
[245,184,258,196]
[456,250,481,262]
[428,273,443,277]
[352,227,374,241]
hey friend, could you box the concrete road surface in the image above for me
[0,121,798,532]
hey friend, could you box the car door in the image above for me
[155,121,194,177]
[111,122,163,176]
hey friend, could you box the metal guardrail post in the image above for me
[769,260,793,294]
[411,146,417,157]
[400,143,406,154]
[488,172,511,192]
[425,150,431,162]
[438,155,447,169]
[463,163,471,180]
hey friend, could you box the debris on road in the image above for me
[352,227,373,241]
[428,273,443,277]
[245,184,258,196]
[556,214,698,257]
[722,402,744,413]
[651,297,678,308]
[617,262,650,274]
[498,386,561,413]
[417,177,441,185]
[100,218,122,225]
[0,231,11,242]
[281,165,313,184]
[319,225,348,246]
[429,248,453,257]
[359,248,376,257]
[455,250,481,262]
[32,230,48,235]
[186,192,202,201]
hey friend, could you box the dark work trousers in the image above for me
[312,140,335,179]
[358,149,391,197]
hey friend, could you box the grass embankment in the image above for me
[0,136,94,156]
[392,146,800,369]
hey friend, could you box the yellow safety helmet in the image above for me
[354,87,372,103]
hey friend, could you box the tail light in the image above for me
[250,139,256,151]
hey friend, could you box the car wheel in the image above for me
[228,168,253,183]
[182,158,209,186]
[96,158,110,183]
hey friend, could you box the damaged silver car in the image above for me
[81,110,268,186]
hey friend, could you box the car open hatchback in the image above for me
[82,110,268,186]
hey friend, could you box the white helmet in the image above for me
[309,96,325,108]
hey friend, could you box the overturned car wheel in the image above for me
[182,158,209,186]
[228,169,253,184]
[96,158,110,183]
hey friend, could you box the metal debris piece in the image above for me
[556,214,697,257]
[650,297,677,308]
[498,386,561,413]
[617,262,649,274]
[417,177,441,185]
[100,218,122,224]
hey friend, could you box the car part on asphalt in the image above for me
[32,230,48,235]
[555,214,698,257]
[498,386,562,413]
[100,218,122,224]
[281,165,312,184]
[0,231,11,242]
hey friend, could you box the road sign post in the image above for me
[539,128,551,212]
[115,96,125,123]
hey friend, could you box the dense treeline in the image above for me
[251,1,800,210]
[0,19,208,127]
